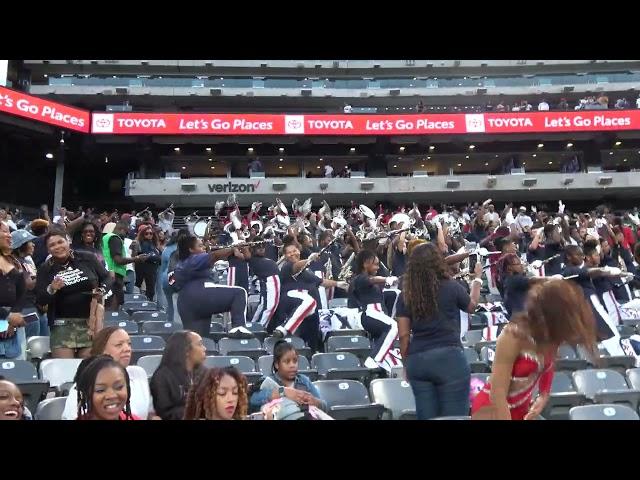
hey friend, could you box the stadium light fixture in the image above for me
[615,141,622,146]
[469,145,475,149]
[45,153,53,159]
[206,147,212,152]
[537,143,544,148]
[566,143,573,148]
[174,147,180,152]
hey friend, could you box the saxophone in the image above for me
[338,252,356,282]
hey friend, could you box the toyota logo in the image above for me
[287,119,301,129]
[96,118,112,127]
[469,118,482,128]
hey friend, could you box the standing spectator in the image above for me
[483,205,500,224]
[495,101,505,111]
[636,95,640,109]
[615,98,625,109]
[324,163,334,178]
[511,103,521,112]
[558,98,569,110]
[11,229,49,339]
[72,221,105,267]
[523,100,532,111]
[396,243,482,419]
[0,223,26,360]
[30,219,50,267]
[248,157,264,177]
[131,225,161,302]
[597,93,609,108]
[343,103,352,114]
[537,99,549,111]
[102,220,146,310]
[35,231,112,359]
[416,100,425,113]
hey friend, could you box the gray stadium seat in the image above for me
[105,310,130,322]
[464,347,490,373]
[131,310,168,324]
[16,381,50,413]
[124,293,146,302]
[39,358,83,388]
[123,301,158,315]
[218,337,265,361]
[596,356,636,376]
[569,404,639,420]
[257,354,318,381]
[369,378,416,420]
[103,320,139,335]
[573,369,640,412]
[311,352,371,382]
[35,396,67,420]
[626,368,640,390]
[0,359,38,382]
[313,379,385,420]
[263,335,311,359]
[203,355,262,384]
[463,330,483,347]
[555,344,588,371]
[140,321,180,340]
[479,346,496,366]
[431,416,471,420]
[326,335,372,361]
[474,340,497,354]
[244,322,268,342]
[328,298,349,309]
[208,322,227,342]
[202,337,218,354]
[137,355,163,378]
[26,336,51,361]
[540,371,587,420]
[129,335,166,364]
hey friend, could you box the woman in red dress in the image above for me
[472,280,598,420]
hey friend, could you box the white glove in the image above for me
[482,198,492,207]
[307,252,320,263]
[385,276,399,287]
[603,266,622,276]
[530,260,543,269]
[336,281,349,291]
[558,200,565,214]
[628,213,640,226]
[531,206,537,213]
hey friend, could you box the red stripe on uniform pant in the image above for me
[288,299,317,333]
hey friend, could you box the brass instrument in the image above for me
[208,239,274,252]
[338,252,356,282]
[292,236,339,280]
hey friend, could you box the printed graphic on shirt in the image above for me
[57,267,89,287]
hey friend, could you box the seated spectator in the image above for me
[495,101,505,111]
[511,103,520,112]
[62,326,154,419]
[184,367,248,420]
[558,98,569,110]
[250,340,326,412]
[416,100,425,113]
[615,98,626,109]
[636,95,640,109]
[150,330,206,420]
[75,355,139,420]
[324,163,334,178]
[537,99,549,111]
[343,103,352,114]
[0,376,28,420]
[597,94,609,108]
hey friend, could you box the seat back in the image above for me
[131,311,168,323]
[203,355,256,373]
[311,352,361,375]
[328,298,349,308]
[26,336,51,360]
[202,337,218,353]
[627,368,640,390]
[35,396,68,420]
[105,310,130,322]
[572,369,629,399]
[464,347,480,363]
[326,335,371,352]
[0,360,38,382]
[569,404,639,420]
[103,320,139,335]
[369,378,416,420]
[313,380,372,408]
[257,355,311,376]
[39,359,83,387]
[130,335,166,351]
[122,301,158,314]
[557,344,578,360]
[218,337,262,355]
[263,336,307,355]
[463,330,483,346]
[140,321,179,337]
[551,371,577,393]
[137,355,163,377]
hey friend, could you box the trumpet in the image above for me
[208,239,274,252]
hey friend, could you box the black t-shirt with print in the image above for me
[348,273,383,308]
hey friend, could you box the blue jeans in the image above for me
[125,270,135,294]
[405,345,470,420]
[162,283,176,324]
[156,267,167,310]
[23,311,50,338]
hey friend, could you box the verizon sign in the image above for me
[0,86,90,133]
[92,110,640,136]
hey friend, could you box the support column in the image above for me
[53,145,65,213]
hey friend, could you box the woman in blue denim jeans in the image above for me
[396,243,482,420]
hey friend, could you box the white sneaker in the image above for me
[272,326,288,339]
[364,357,379,369]
[228,326,253,338]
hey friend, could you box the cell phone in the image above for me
[22,312,40,324]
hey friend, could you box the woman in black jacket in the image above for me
[35,231,112,359]
[150,330,206,420]
[131,225,161,301]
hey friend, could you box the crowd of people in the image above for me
[2,194,640,420]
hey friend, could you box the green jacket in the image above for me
[102,232,127,277]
